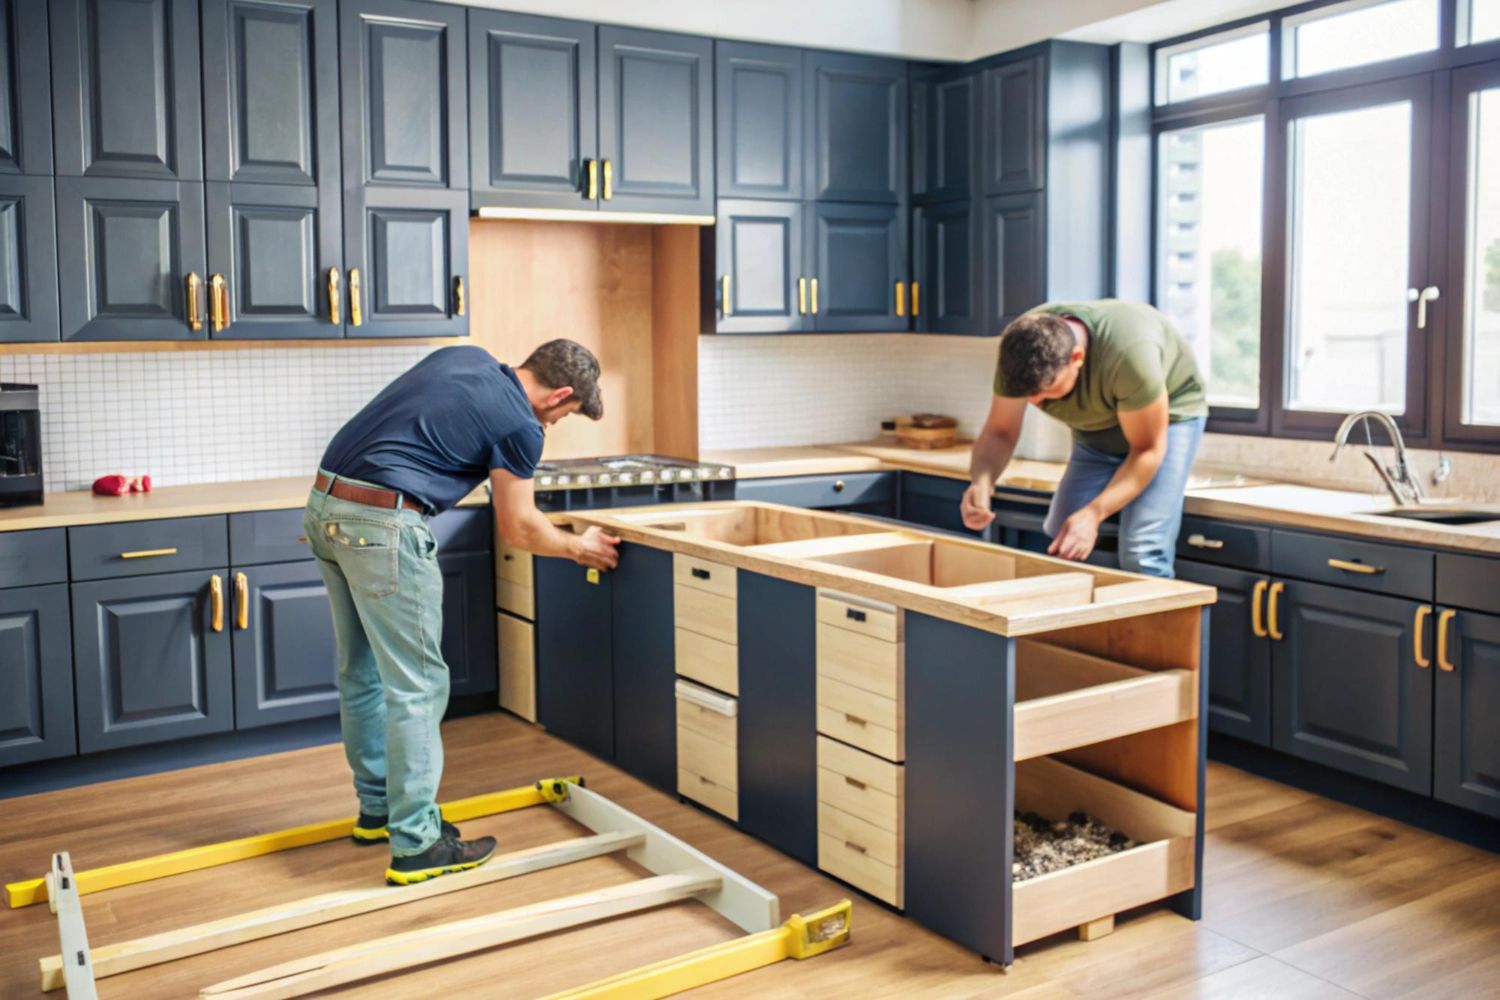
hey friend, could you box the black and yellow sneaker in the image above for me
[353,815,462,847]
[385,831,497,885]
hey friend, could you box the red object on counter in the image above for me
[92,475,152,496]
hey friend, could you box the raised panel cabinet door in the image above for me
[913,200,978,335]
[716,41,802,201]
[0,584,74,767]
[809,202,907,332]
[534,556,613,760]
[982,192,1044,335]
[207,182,343,339]
[0,0,53,175]
[468,9,596,211]
[805,51,907,204]
[611,543,676,791]
[231,561,338,729]
[714,198,805,333]
[439,550,497,698]
[1176,561,1272,746]
[72,569,234,753]
[344,186,468,337]
[49,0,202,181]
[1272,581,1432,795]
[598,27,713,216]
[1435,610,1500,819]
[56,177,208,342]
[0,176,60,343]
[340,0,467,191]
[202,0,340,190]
[982,56,1044,195]
[911,67,975,203]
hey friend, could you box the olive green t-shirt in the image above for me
[994,300,1208,455]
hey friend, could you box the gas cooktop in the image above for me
[533,454,735,490]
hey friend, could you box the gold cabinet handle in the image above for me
[810,277,819,315]
[895,280,906,317]
[720,275,731,316]
[1188,534,1225,550]
[602,159,613,200]
[454,275,465,317]
[348,268,362,327]
[120,548,178,560]
[234,571,249,630]
[209,273,230,333]
[185,272,203,331]
[843,775,867,790]
[585,158,598,200]
[1327,557,1383,575]
[296,535,309,544]
[1251,579,1269,638]
[1268,581,1285,641]
[912,280,920,316]
[797,277,807,315]
[327,267,341,325]
[1414,605,1431,669]
[844,713,867,727]
[1437,608,1457,672]
[844,841,868,855]
[209,574,224,633]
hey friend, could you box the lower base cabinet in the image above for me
[677,680,739,821]
[231,562,340,729]
[535,556,614,761]
[438,551,498,697]
[0,584,75,767]
[1434,609,1500,819]
[816,735,904,907]
[612,544,677,791]
[1176,560,1271,746]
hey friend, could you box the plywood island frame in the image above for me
[9,777,851,999]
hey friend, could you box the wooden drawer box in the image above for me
[676,678,737,745]
[817,676,903,761]
[675,583,737,645]
[674,553,736,599]
[820,826,902,907]
[495,542,534,619]
[676,679,739,821]
[817,736,902,832]
[675,627,738,695]
[817,589,904,761]
[817,590,900,642]
[817,615,901,701]
[817,735,904,906]
[497,612,536,722]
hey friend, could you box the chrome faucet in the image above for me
[1331,410,1425,506]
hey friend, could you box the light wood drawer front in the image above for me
[819,832,901,907]
[676,697,737,747]
[675,628,739,695]
[674,554,737,599]
[818,801,900,867]
[818,675,902,761]
[817,591,900,643]
[496,577,534,619]
[497,613,536,722]
[496,542,533,586]
[817,734,902,796]
[818,766,901,833]
[678,768,739,821]
[677,724,737,791]
[817,622,901,700]
[675,584,737,645]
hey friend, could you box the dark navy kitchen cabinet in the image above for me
[0,0,53,176]
[438,550,497,697]
[468,10,596,211]
[737,572,818,867]
[735,472,896,516]
[981,192,1044,332]
[1177,560,1272,746]
[1273,581,1432,795]
[1434,609,1500,820]
[72,568,235,753]
[343,187,469,338]
[805,51,907,204]
[534,557,614,761]
[981,56,1043,195]
[713,199,806,333]
[913,199,978,334]
[809,202,907,332]
[911,65,976,203]
[0,176,60,343]
[597,27,714,217]
[230,561,339,729]
[0,584,74,767]
[900,473,990,540]
[611,543,676,791]
[716,42,803,201]
[49,0,203,182]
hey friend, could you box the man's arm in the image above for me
[1048,394,1170,561]
[490,469,619,570]
[961,395,1028,530]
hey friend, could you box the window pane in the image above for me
[1156,118,1264,408]
[1467,0,1500,44]
[1463,88,1500,425]
[1287,101,1412,413]
[1158,27,1269,104]
[1287,0,1439,78]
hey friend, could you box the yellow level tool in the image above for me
[6,777,581,909]
[542,898,853,999]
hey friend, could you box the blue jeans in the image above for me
[303,473,450,856]
[1044,417,1206,578]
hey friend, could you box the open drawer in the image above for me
[1013,640,1196,761]
[1011,756,1196,947]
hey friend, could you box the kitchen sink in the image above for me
[1365,507,1500,526]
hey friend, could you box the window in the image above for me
[1283,0,1439,78]
[1156,24,1270,104]
[1461,86,1500,425]
[1465,0,1500,44]
[1156,118,1264,408]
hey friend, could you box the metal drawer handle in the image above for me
[846,608,866,623]
[209,574,224,633]
[691,567,711,580]
[844,713,868,727]
[234,571,249,630]
[1251,579,1269,638]
[833,480,846,492]
[502,553,514,562]
[586,158,598,200]
[120,548,178,560]
[844,840,868,855]
[327,267,341,324]
[1414,606,1431,668]
[844,776,867,790]
[1437,608,1457,673]
[697,774,716,787]
[1268,581,1285,641]
[1327,557,1383,575]
[1187,534,1224,550]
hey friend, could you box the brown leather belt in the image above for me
[314,472,422,511]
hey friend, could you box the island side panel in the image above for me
[905,612,1016,965]
[1170,605,1210,920]
[612,543,677,792]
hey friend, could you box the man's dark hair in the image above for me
[996,313,1076,397]
[520,339,604,420]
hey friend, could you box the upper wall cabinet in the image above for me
[468,10,597,211]
[49,0,203,182]
[911,64,976,204]
[714,198,806,333]
[0,1,52,176]
[716,41,803,201]
[805,51,907,204]
[598,27,713,217]
[981,55,1044,195]
[809,201,907,331]
[0,176,60,343]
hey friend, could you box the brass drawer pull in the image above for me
[845,607,866,623]
[1414,606,1431,668]
[348,268,362,327]
[833,480,846,492]
[502,553,514,562]
[895,281,906,317]
[912,280,920,316]
[844,713,868,727]
[454,275,465,317]
[586,158,598,200]
[327,267,340,324]
[1268,581,1285,641]
[234,572,249,630]
[844,841,868,855]
[185,272,203,331]
[1437,608,1457,672]
[844,776,867,790]
[1187,534,1225,550]
[121,548,178,560]
[697,774,716,787]
[209,273,229,333]
[602,159,613,201]
[296,536,309,544]
[1251,579,1269,638]
[209,574,224,633]
[721,275,731,316]
[810,277,819,315]
[798,277,807,315]
[1327,557,1383,575]
[691,567,711,580]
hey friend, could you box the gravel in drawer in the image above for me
[70,516,228,581]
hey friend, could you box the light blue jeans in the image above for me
[1044,417,1206,578]
[303,473,449,857]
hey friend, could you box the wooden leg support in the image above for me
[1078,915,1115,942]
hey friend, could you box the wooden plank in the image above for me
[804,541,935,586]
[40,833,642,992]
[1013,668,1196,761]
[650,225,701,459]
[1014,756,1195,842]
[675,627,739,695]
[674,584,737,645]
[48,854,97,1000]
[1078,914,1115,941]
[673,553,737,599]
[930,543,1018,586]
[199,873,720,1000]
[749,532,921,562]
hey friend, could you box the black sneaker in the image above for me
[385,831,497,885]
[352,814,462,847]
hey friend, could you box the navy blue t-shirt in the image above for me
[320,346,543,514]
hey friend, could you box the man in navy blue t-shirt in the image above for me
[304,341,619,885]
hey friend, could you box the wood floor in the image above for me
[1,713,1495,999]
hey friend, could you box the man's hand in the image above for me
[574,526,621,570]
[961,480,996,531]
[1048,507,1100,562]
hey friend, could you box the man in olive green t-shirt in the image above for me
[961,300,1208,578]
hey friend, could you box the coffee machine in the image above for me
[0,383,43,506]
